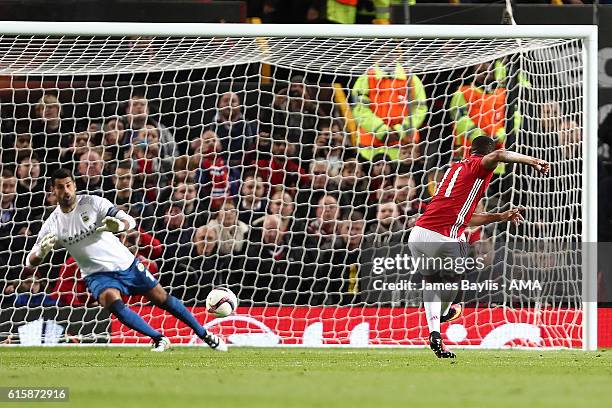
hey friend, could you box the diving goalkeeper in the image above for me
[26,168,227,352]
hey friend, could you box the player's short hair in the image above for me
[471,136,496,156]
[51,168,75,186]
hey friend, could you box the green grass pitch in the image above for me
[0,347,611,408]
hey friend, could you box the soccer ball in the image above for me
[205,287,238,318]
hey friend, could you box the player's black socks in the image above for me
[108,299,162,341]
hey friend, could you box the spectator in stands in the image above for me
[153,202,197,300]
[137,124,174,174]
[1,170,27,237]
[541,101,581,159]
[236,173,268,224]
[352,61,427,161]
[295,159,339,219]
[75,149,107,195]
[3,269,57,307]
[364,201,404,246]
[171,180,206,227]
[31,94,71,173]
[88,121,102,136]
[0,170,29,289]
[268,188,308,251]
[268,190,295,227]
[365,153,397,217]
[169,225,221,302]
[60,131,93,172]
[128,124,169,202]
[306,194,343,250]
[338,158,369,215]
[241,213,304,304]
[267,75,323,159]
[15,152,46,230]
[330,211,366,305]
[256,134,309,190]
[212,91,256,167]
[313,122,345,175]
[393,173,423,228]
[190,129,238,211]
[105,160,155,231]
[1,133,34,166]
[170,155,198,188]
[302,194,344,305]
[154,204,194,261]
[15,133,32,151]
[123,92,177,170]
[206,200,249,257]
[102,116,128,165]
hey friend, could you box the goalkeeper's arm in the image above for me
[482,150,550,174]
[96,209,136,233]
[27,233,57,268]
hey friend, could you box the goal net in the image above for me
[0,23,597,349]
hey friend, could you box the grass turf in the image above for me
[0,347,611,408]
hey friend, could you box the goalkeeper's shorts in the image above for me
[84,258,158,300]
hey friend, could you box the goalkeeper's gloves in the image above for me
[37,234,57,259]
[96,216,126,233]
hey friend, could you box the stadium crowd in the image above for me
[0,53,604,309]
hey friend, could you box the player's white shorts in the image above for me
[408,225,468,277]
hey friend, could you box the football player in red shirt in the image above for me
[409,136,550,358]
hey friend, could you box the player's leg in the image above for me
[440,286,462,323]
[97,287,169,351]
[440,242,468,321]
[408,227,456,358]
[145,284,227,352]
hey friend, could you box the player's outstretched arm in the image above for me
[482,150,550,174]
[26,233,57,268]
[469,208,525,227]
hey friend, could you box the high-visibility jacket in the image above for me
[327,0,405,24]
[450,85,508,175]
[352,65,427,160]
[326,0,358,24]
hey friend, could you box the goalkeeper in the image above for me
[351,62,428,161]
[26,168,227,352]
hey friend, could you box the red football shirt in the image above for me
[416,155,494,239]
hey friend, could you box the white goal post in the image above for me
[0,21,598,350]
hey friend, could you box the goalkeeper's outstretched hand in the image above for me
[96,216,126,233]
[38,233,57,258]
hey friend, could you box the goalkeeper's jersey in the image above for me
[27,194,135,276]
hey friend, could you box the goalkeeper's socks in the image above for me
[109,299,162,341]
[159,295,207,338]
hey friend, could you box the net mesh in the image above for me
[0,32,586,347]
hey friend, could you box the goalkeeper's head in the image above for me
[51,167,77,210]
[470,136,496,156]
